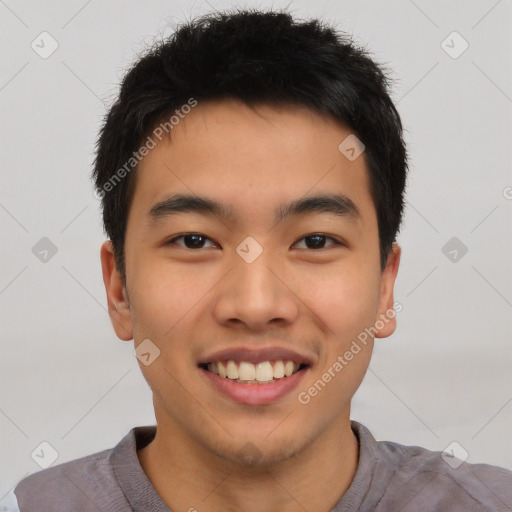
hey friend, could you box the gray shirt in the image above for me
[13,421,512,511]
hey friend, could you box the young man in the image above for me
[12,9,512,512]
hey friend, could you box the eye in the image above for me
[293,234,341,250]
[166,233,218,249]
[165,233,342,250]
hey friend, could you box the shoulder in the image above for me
[353,421,512,511]
[379,436,512,490]
[13,443,129,511]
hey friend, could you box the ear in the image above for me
[100,240,133,341]
[374,242,401,339]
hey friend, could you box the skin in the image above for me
[101,98,401,512]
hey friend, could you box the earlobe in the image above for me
[374,242,401,339]
[100,240,133,341]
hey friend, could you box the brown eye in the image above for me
[293,234,340,250]
[167,234,217,249]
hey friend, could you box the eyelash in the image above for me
[165,233,343,250]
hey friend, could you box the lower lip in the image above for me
[199,366,309,405]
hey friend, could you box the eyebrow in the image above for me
[148,193,360,224]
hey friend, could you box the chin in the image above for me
[209,434,307,469]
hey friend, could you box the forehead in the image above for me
[128,99,375,227]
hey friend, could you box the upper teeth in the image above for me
[208,360,300,382]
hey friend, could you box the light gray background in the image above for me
[1,0,511,502]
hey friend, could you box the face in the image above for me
[101,98,400,467]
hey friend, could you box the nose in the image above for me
[212,248,300,331]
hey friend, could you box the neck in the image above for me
[137,414,359,512]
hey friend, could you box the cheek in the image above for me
[294,264,380,341]
[127,257,207,339]
[293,266,378,416]
[127,263,206,392]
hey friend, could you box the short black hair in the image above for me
[92,8,408,281]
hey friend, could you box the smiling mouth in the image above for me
[199,360,309,384]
